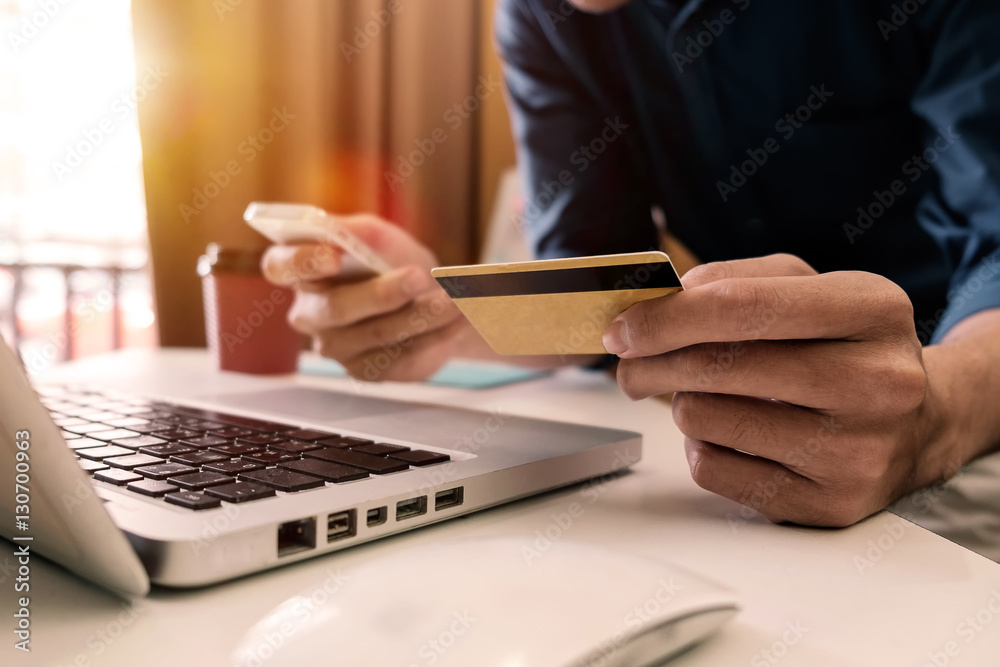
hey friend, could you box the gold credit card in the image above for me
[431,251,683,356]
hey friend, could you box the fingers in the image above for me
[670,392,840,468]
[616,338,913,411]
[262,244,344,285]
[605,270,917,358]
[313,288,463,361]
[340,319,468,382]
[680,253,817,289]
[683,438,874,526]
[287,267,436,334]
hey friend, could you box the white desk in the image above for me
[9,349,1000,666]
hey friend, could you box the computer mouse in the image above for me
[230,537,739,667]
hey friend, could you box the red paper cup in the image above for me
[198,245,301,374]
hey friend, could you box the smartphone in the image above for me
[243,202,393,279]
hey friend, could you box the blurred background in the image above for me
[1,0,517,370]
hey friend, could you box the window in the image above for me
[1,0,155,372]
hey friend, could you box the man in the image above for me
[263,0,1000,556]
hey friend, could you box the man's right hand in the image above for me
[261,214,469,382]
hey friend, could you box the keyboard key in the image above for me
[204,481,276,503]
[79,459,109,473]
[242,451,299,465]
[67,437,109,451]
[95,469,143,486]
[202,459,265,475]
[268,440,322,454]
[206,426,256,438]
[112,435,168,450]
[105,454,166,470]
[165,491,221,510]
[138,443,196,457]
[168,471,234,490]
[238,434,286,446]
[316,436,373,449]
[77,445,135,461]
[388,449,451,466]
[126,421,175,434]
[172,408,295,433]
[155,428,201,440]
[285,429,338,441]
[135,462,198,480]
[304,448,409,474]
[86,429,141,442]
[238,468,325,492]
[180,436,232,449]
[208,443,262,456]
[169,451,231,466]
[186,420,228,430]
[61,430,82,440]
[63,422,115,435]
[76,411,124,422]
[279,458,369,483]
[157,414,205,426]
[132,410,174,421]
[104,417,151,428]
[126,479,180,498]
[53,417,88,427]
[351,442,411,456]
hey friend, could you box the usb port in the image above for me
[277,518,316,557]
[434,487,464,511]
[327,510,356,542]
[395,496,427,521]
[367,506,387,527]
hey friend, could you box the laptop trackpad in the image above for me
[205,387,414,422]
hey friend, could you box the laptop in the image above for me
[0,335,641,597]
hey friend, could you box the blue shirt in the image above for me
[496,0,1000,343]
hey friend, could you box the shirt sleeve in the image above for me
[911,0,1000,342]
[494,0,659,259]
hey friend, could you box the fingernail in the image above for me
[603,320,627,355]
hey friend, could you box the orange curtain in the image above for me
[131,0,514,346]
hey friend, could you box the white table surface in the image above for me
[6,348,1000,667]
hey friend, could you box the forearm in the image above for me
[923,308,1000,472]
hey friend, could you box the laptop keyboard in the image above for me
[38,386,450,511]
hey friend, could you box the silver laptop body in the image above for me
[0,336,640,597]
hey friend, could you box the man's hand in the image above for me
[602,253,957,526]
[261,214,468,382]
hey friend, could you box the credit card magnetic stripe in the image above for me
[435,262,682,299]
